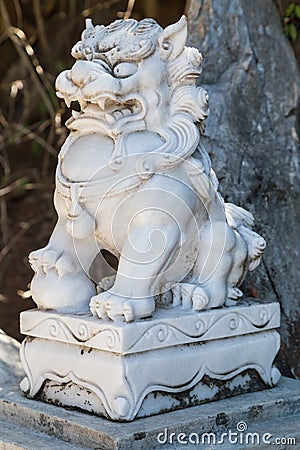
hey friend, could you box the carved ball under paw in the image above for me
[31,269,95,313]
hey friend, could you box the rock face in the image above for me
[186,0,300,377]
[0,330,23,383]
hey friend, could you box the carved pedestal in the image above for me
[20,300,280,421]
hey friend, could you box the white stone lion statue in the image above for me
[28,16,266,322]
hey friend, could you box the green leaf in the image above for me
[286,2,295,17]
[295,4,300,18]
[17,177,28,187]
[38,99,47,116]
[1,174,9,185]
[290,23,297,41]
[14,177,29,197]
[31,141,42,156]
[284,24,290,37]
[48,88,59,109]
[55,60,67,72]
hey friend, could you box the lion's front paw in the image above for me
[29,248,76,277]
[29,248,59,273]
[55,253,76,277]
[90,291,111,319]
[90,292,155,322]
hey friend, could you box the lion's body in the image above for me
[29,17,266,321]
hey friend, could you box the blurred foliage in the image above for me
[284,2,300,41]
[275,0,300,58]
[0,0,185,254]
[0,0,185,227]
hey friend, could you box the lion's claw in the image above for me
[89,292,155,322]
[227,286,243,300]
[28,247,77,277]
[90,295,108,319]
[29,248,59,273]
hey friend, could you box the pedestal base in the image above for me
[20,300,280,421]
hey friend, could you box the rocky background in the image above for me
[186,0,300,378]
[0,0,299,378]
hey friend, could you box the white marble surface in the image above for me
[20,300,280,354]
[20,301,280,420]
[20,329,280,421]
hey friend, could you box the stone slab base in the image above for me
[0,377,299,449]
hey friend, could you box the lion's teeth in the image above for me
[105,114,115,124]
[72,110,80,119]
[65,98,71,108]
[122,108,131,116]
[79,100,87,110]
[98,98,106,109]
[113,111,123,120]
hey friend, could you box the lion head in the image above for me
[56,16,209,174]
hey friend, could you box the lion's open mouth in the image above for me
[70,96,145,125]
[97,97,143,124]
[56,64,146,126]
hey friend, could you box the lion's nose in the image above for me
[70,61,89,87]
[70,60,112,87]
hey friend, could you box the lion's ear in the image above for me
[158,16,187,61]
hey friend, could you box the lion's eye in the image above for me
[113,62,137,78]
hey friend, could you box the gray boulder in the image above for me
[0,330,24,383]
[186,0,300,377]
